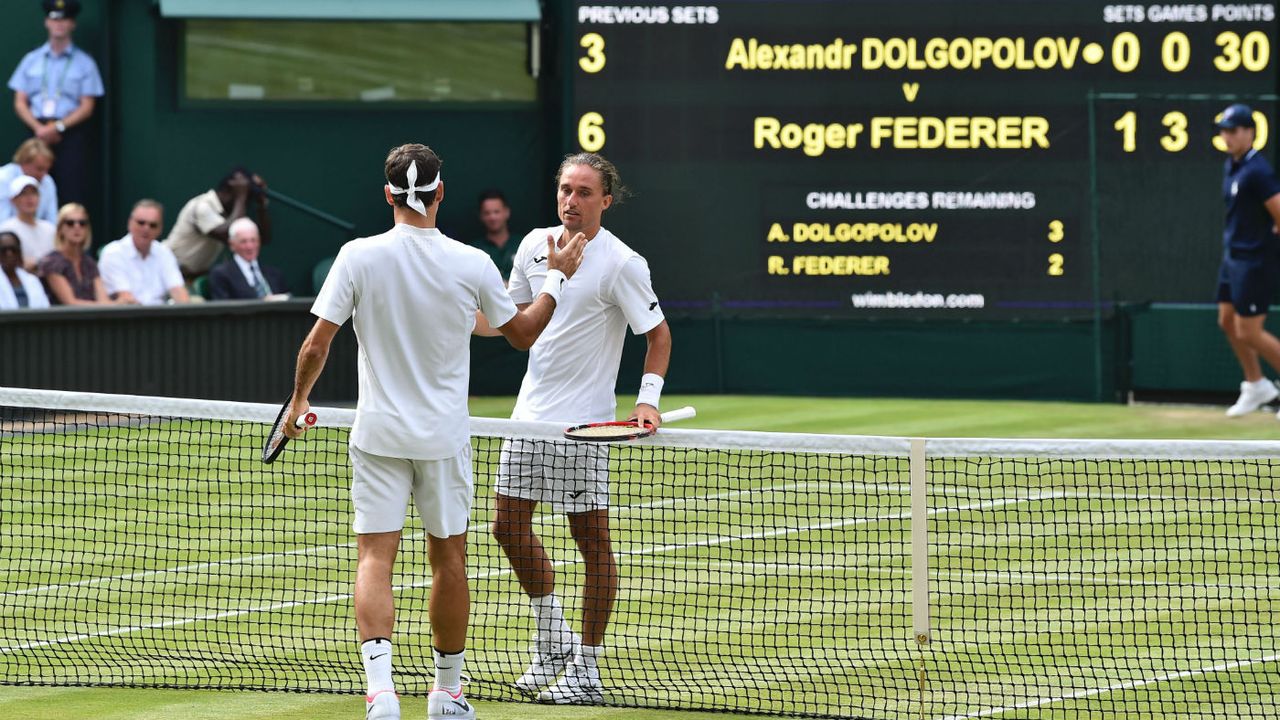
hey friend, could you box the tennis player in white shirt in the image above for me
[481,153,672,704]
[283,143,586,720]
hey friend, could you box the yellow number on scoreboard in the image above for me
[1212,111,1269,153]
[1114,111,1137,153]
[578,112,606,152]
[1160,111,1188,152]
[1161,32,1190,72]
[580,33,606,73]
[1048,253,1064,276]
[1048,220,1064,243]
[1216,31,1271,72]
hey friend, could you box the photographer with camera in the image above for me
[163,166,272,280]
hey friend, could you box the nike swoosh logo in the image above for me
[370,653,387,661]
[533,255,547,263]
[648,301,658,311]
[452,699,471,711]
[567,490,585,499]
[560,278,566,289]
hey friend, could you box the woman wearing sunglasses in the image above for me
[0,230,50,309]
[38,202,113,304]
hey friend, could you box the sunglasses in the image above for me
[61,218,89,227]
[132,218,160,229]
[0,245,19,254]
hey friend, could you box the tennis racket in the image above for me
[564,406,696,442]
[261,398,317,464]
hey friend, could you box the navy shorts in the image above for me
[1218,255,1279,317]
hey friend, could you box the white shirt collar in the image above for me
[116,234,157,260]
[395,223,441,239]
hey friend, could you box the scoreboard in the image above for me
[566,2,1279,317]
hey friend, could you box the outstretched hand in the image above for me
[546,232,587,279]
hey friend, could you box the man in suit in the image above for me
[208,217,287,300]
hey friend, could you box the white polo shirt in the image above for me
[312,224,517,460]
[508,225,664,423]
[98,235,185,306]
[0,216,55,268]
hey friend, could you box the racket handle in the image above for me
[294,411,318,429]
[660,406,696,423]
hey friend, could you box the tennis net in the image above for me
[0,387,1276,719]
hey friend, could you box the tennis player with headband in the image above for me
[283,143,586,720]
[477,152,672,704]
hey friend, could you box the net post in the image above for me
[910,437,930,718]
[911,437,930,643]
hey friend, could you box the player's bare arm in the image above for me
[285,318,340,437]
[487,232,588,349]
[629,320,672,429]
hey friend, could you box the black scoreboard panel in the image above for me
[567,2,1278,317]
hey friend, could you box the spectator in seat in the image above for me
[0,139,58,223]
[0,230,49,309]
[38,202,112,304]
[0,174,55,272]
[98,199,188,305]
[208,217,288,300]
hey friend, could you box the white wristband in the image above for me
[637,373,664,409]
[539,269,567,304]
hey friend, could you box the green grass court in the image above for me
[1,394,1277,718]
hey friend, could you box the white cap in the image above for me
[9,175,39,199]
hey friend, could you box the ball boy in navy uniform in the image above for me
[1215,104,1280,417]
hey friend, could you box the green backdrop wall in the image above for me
[0,2,1253,403]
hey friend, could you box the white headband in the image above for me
[387,160,441,217]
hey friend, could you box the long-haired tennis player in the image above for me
[283,144,585,720]
[477,153,673,704]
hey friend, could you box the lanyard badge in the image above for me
[40,50,72,119]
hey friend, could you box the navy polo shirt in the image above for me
[1223,148,1280,254]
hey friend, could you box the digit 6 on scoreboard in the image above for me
[579,112,606,152]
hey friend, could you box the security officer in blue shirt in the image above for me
[1214,103,1280,418]
[7,0,104,207]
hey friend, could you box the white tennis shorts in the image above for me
[349,442,473,537]
[495,439,610,514]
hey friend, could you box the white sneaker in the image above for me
[1226,380,1279,417]
[514,633,579,695]
[427,688,475,720]
[536,657,604,705]
[364,690,399,720]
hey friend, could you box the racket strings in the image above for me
[566,423,650,440]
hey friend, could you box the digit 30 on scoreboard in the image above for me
[568,2,1277,317]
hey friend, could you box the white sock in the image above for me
[530,593,573,647]
[1255,378,1274,388]
[433,647,465,693]
[576,643,603,671]
[361,638,394,695]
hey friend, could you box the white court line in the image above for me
[4,479,824,598]
[639,560,1280,592]
[941,652,1280,719]
[0,491,1055,654]
[19,461,1266,599]
[10,481,1267,597]
[7,540,363,597]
